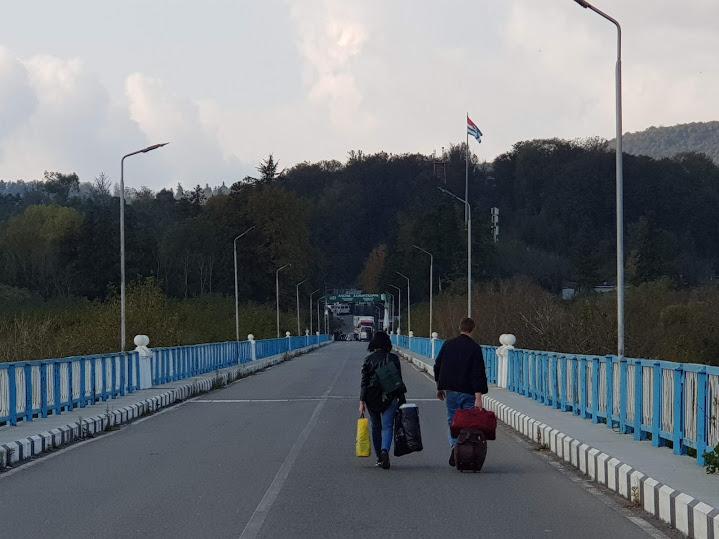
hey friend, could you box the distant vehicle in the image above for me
[353,316,375,341]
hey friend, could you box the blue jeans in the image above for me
[368,399,399,456]
[445,391,475,447]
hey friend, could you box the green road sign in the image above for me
[328,293,384,303]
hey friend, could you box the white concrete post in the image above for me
[248,334,256,362]
[316,330,320,345]
[134,335,153,389]
[285,331,291,352]
[496,334,516,389]
[431,331,439,359]
[305,329,309,347]
[409,330,414,352]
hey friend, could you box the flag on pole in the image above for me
[467,116,483,143]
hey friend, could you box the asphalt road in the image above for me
[0,342,667,538]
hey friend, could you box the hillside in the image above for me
[612,121,719,164]
[2,139,719,308]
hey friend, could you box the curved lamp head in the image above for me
[142,142,169,153]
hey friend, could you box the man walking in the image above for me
[434,317,488,466]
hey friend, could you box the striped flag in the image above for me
[467,116,483,143]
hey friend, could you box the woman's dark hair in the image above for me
[367,331,392,352]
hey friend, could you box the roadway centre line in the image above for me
[0,397,193,480]
[0,349,313,479]
[406,355,672,538]
[192,397,441,403]
[238,351,348,539]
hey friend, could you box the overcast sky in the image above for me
[1,0,717,190]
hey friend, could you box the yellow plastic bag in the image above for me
[356,415,371,457]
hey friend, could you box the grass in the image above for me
[0,280,299,362]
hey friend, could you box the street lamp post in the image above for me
[119,142,168,352]
[395,272,411,334]
[573,0,625,360]
[384,291,394,332]
[233,226,256,342]
[438,186,472,319]
[388,292,393,331]
[324,297,329,334]
[295,278,307,337]
[413,245,434,335]
[275,264,291,338]
[309,288,320,334]
[318,295,326,334]
[389,284,401,334]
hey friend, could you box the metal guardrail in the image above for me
[505,349,719,465]
[391,334,498,385]
[0,334,331,427]
[0,352,141,427]
[392,334,719,466]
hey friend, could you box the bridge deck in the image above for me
[0,343,668,538]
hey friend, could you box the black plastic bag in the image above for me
[394,404,423,457]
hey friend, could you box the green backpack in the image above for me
[372,354,404,397]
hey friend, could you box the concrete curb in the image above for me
[0,342,331,471]
[394,347,719,539]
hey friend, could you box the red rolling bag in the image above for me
[450,408,497,440]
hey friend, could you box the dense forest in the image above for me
[615,121,719,164]
[2,138,719,362]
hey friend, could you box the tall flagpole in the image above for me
[465,113,469,226]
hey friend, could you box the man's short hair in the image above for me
[459,317,475,333]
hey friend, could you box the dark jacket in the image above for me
[434,334,488,395]
[360,350,407,412]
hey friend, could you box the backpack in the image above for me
[372,353,404,398]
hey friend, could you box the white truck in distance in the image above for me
[353,316,374,341]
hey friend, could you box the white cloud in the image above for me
[0,49,140,182]
[0,46,252,189]
[125,73,247,185]
[0,47,36,133]
[1,1,718,186]
[288,0,373,131]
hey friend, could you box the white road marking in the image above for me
[0,350,300,478]
[0,399,191,480]
[238,353,347,539]
[193,399,296,403]
[505,428,671,539]
[191,397,441,403]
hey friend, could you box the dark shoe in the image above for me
[449,449,456,467]
[380,450,390,469]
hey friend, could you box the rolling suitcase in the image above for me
[450,407,497,440]
[453,429,487,472]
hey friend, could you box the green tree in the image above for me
[0,205,83,296]
[358,245,387,292]
[257,154,281,182]
[43,171,80,203]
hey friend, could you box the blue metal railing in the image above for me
[391,335,719,466]
[506,350,719,465]
[154,335,331,386]
[0,352,140,427]
[1,334,331,427]
[391,334,499,385]
[152,340,252,385]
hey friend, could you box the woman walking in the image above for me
[359,331,407,469]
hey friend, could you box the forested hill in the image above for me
[1,139,719,309]
[612,121,719,164]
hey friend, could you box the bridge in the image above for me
[0,334,717,538]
